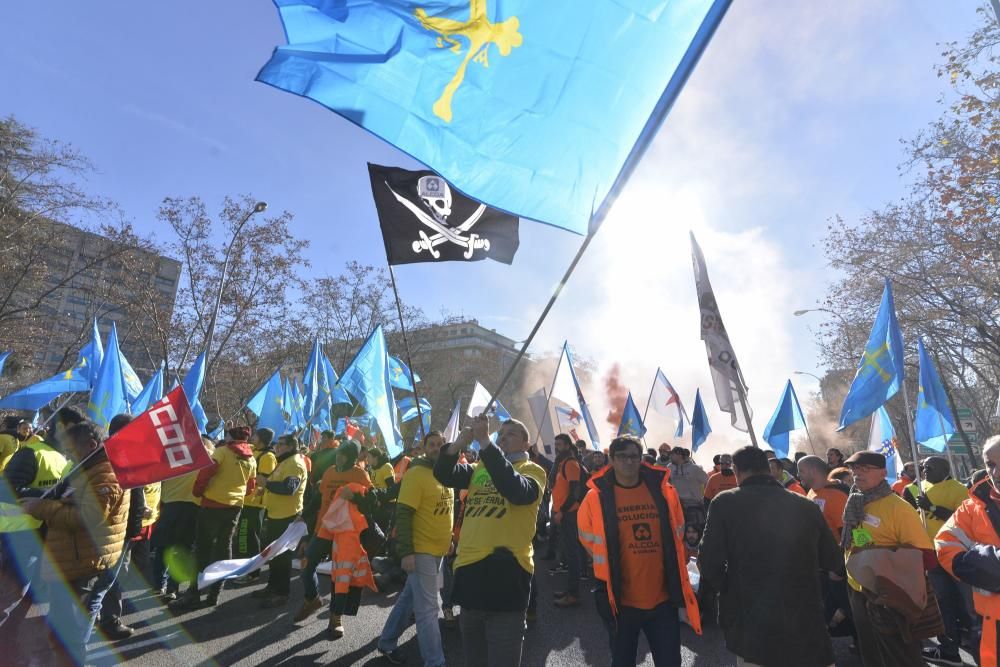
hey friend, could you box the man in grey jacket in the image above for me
[667,446,709,527]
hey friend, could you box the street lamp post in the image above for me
[204,201,267,379]
[793,370,823,384]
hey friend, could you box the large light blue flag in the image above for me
[292,381,306,430]
[247,371,287,435]
[762,380,807,460]
[617,392,647,438]
[258,0,731,234]
[338,325,403,456]
[0,351,10,380]
[691,389,712,451]
[838,280,906,429]
[117,345,144,404]
[131,363,164,414]
[182,351,209,432]
[397,396,432,436]
[388,356,420,392]
[1,319,106,409]
[915,338,956,453]
[322,355,353,406]
[87,322,129,429]
[303,338,325,422]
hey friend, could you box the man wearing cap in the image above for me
[842,450,933,666]
[173,426,257,610]
[667,446,709,528]
[903,456,972,665]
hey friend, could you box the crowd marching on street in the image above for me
[1,401,998,667]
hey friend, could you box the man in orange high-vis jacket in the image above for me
[935,435,1000,667]
[578,435,700,667]
[322,482,376,641]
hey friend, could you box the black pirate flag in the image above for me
[368,163,519,265]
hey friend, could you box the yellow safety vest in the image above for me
[0,440,72,532]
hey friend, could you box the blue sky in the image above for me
[1,1,984,455]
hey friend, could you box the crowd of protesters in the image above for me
[1,401,999,667]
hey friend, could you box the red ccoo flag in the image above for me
[105,386,212,489]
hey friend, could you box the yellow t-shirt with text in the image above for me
[245,449,278,509]
[455,457,546,574]
[846,492,932,591]
[398,464,454,556]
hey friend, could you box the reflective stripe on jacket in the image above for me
[935,479,1000,667]
[0,440,71,532]
[327,483,376,594]
[578,462,701,634]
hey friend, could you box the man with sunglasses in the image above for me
[936,435,1000,667]
[578,435,700,666]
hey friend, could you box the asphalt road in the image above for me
[13,558,880,667]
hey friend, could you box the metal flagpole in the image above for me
[801,413,818,456]
[533,348,566,450]
[641,368,659,425]
[386,264,427,440]
[900,383,929,527]
[936,411,958,477]
[36,394,77,431]
[733,373,759,448]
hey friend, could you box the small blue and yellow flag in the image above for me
[617,392,647,439]
[257,0,731,234]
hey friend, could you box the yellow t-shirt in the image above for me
[245,449,278,509]
[161,471,199,504]
[907,479,969,540]
[846,492,932,591]
[372,462,395,491]
[455,456,546,574]
[141,483,161,527]
[264,453,308,519]
[398,464,454,557]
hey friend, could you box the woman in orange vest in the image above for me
[320,482,376,640]
[578,435,700,666]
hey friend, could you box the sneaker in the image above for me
[329,614,344,640]
[553,595,580,607]
[378,647,406,664]
[548,564,568,575]
[160,590,177,603]
[100,620,134,642]
[921,647,963,666]
[293,596,323,623]
[260,594,289,609]
[442,608,458,628]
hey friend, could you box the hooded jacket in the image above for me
[667,460,709,507]
[578,463,701,633]
[194,440,257,508]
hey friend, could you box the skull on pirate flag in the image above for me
[368,163,520,265]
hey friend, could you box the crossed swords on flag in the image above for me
[385,182,491,259]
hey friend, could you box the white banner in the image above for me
[197,520,308,589]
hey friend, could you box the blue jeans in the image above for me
[378,554,445,667]
[301,535,332,600]
[45,550,127,663]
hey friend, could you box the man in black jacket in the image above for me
[434,414,547,667]
[699,446,841,667]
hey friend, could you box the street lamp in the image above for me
[204,201,267,378]
[793,370,823,383]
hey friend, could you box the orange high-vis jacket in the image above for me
[578,463,701,634]
[324,483,376,595]
[935,479,1000,667]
